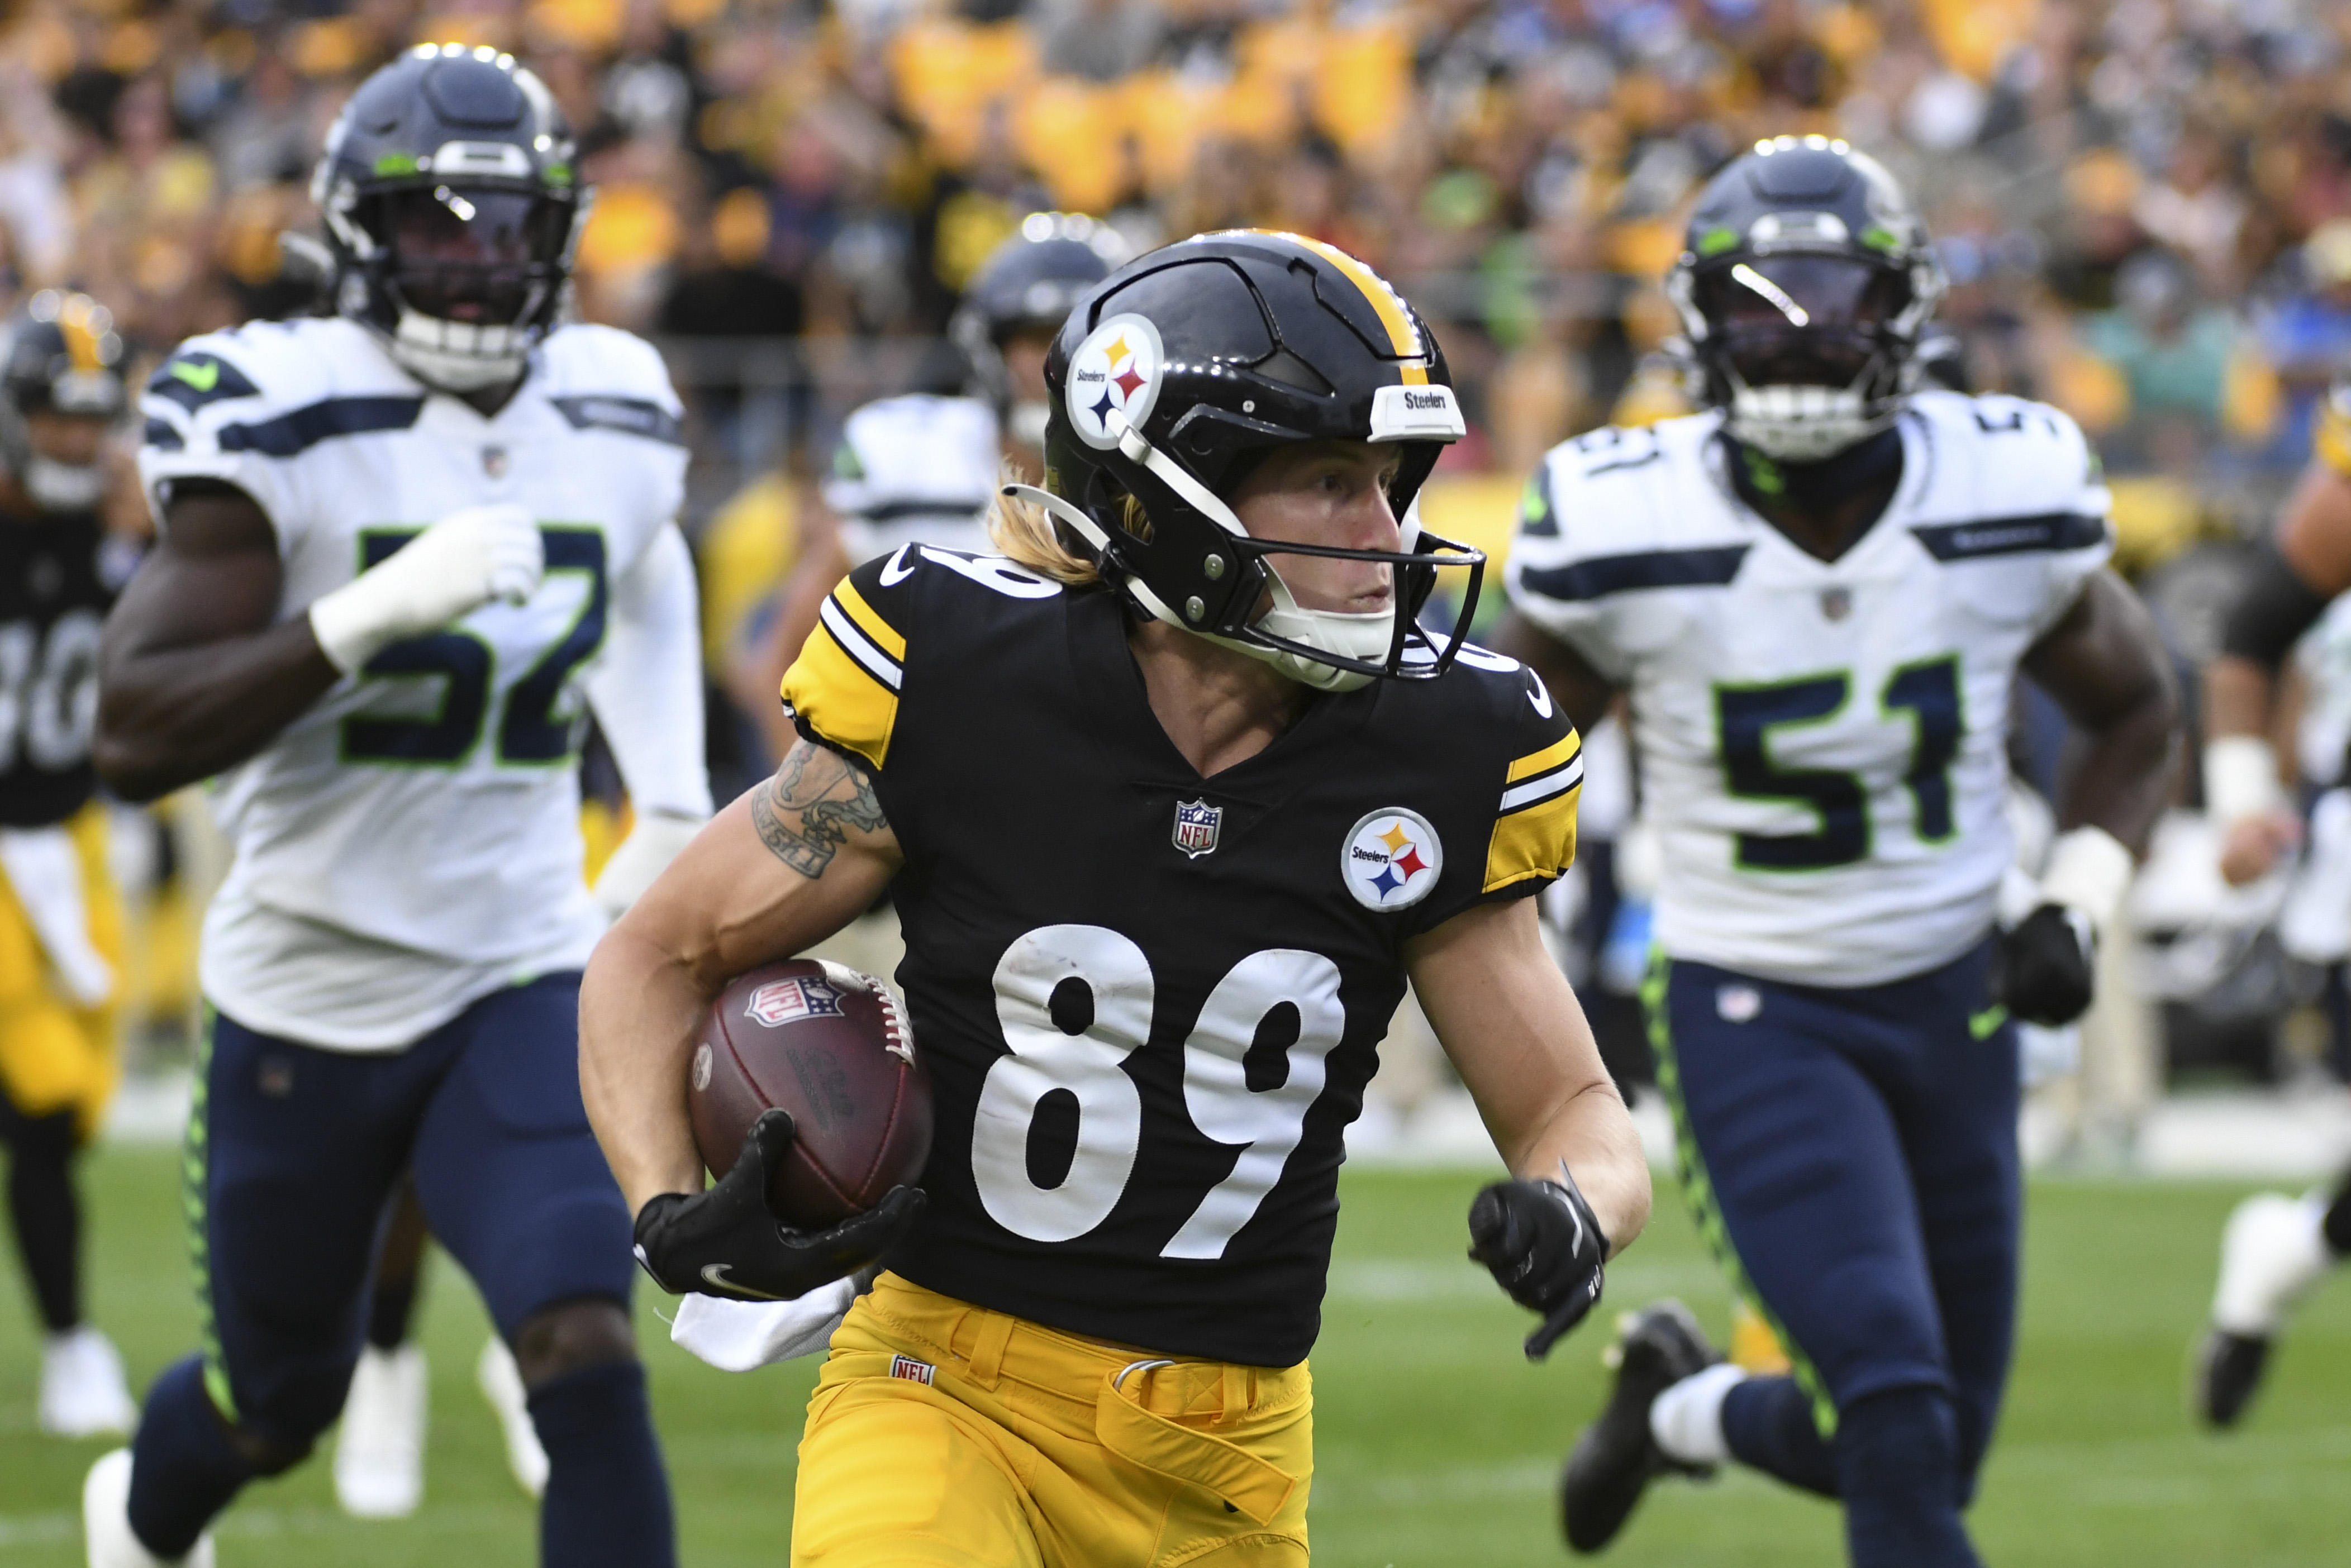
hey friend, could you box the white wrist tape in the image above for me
[2204,735,2285,826]
[2038,825,2135,936]
[308,502,542,674]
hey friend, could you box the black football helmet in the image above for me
[0,290,125,514]
[1011,230,1481,692]
[311,44,584,392]
[951,212,1126,449]
[1665,135,1945,460]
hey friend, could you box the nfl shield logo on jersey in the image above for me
[1172,798,1222,859]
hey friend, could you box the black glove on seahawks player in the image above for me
[1468,1165,1609,1361]
[632,1109,925,1303]
[1998,903,2096,1026]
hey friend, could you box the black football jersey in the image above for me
[782,547,1583,1366]
[0,507,121,828]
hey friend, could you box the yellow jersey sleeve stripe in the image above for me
[2318,402,2351,478]
[1505,730,1582,786]
[1263,231,1431,386]
[1484,780,1579,893]
[779,618,900,769]
[832,579,907,661]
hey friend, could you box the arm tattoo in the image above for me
[750,740,887,878]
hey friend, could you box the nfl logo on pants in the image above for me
[1172,799,1222,859]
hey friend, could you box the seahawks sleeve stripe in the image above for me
[1516,545,1750,603]
[1908,512,2109,561]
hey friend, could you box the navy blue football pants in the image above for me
[126,973,672,1564]
[1648,940,2020,1568]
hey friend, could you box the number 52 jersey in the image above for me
[782,547,1583,1367]
[137,316,688,1050]
[1506,390,2112,989]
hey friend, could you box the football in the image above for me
[687,958,932,1228]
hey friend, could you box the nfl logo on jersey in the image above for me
[1172,799,1222,859]
[744,976,846,1028]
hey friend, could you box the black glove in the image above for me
[632,1109,925,1303]
[1998,903,2095,1026]
[1468,1165,1609,1361]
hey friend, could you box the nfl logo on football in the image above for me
[744,975,845,1028]
[1172,798,1222,859]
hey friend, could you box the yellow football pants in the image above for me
[0,804,120,1139]
[793,1272,1313,1566]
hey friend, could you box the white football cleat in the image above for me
[477,1338,549,1499]
[333,1345,426,1518]
[42,1328,137,1438]
[2212,1192,2332,1336]
[83,1448,215,1567]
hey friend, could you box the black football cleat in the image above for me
[1560,1299,1720,1554]
[2194,1328,2271,1429]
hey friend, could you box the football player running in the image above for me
[2191,374,2351,1427]
[83,46,707,1568]
[583,230,1651,1565]
[1497,139,2179,1567]
[0,292,139,1440]
[732,213,1122,757]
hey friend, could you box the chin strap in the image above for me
[1004,418,1396,697]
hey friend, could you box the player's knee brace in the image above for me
[1833,1386,1982,1568]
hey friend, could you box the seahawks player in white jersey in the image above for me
[732,215,1122,757]
[82,46,702,1567]
[1497,139,2179,1567]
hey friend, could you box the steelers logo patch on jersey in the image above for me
[1342,808,1443,910]
[1067,313,1165,450]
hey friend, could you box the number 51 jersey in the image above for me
[782,547,1582,1367]
[137,316,688,1050]
[1506,390,2112,989]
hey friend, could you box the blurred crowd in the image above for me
[11,0,2351,1112]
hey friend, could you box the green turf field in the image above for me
[2,1149,2347,1565]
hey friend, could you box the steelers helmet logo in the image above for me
[1067,313,1165,450]
[1341,807,1444,911]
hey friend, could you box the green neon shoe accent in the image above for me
[1642,950,1839,1439]
[167,359,221,393]
[185,1004,237,1422]
[373,152,421,177]
[1969,1004,2008,1040]
[1697,226,1740,256]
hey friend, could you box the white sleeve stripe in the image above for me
[818,597,902,691]
[1500,756,1584,814]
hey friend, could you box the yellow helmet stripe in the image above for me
[1252,231,1430,386]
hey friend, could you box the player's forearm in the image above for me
[579,922,708,1214]
[2057,676,2179,857]
[2204,655,2276,744]
[1408,899,1650,1255]
[93,619,339,802]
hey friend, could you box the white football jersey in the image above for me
[139,317,691,1049]
[1506,391,2112,986]
[820,393,1000,565]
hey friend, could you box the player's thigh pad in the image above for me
[792,1377,1047,1568]
[1656,958,1954,1414]
[796,1274,1311,1568]
[192,1008,431,1441]
[410,972,635,1337]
